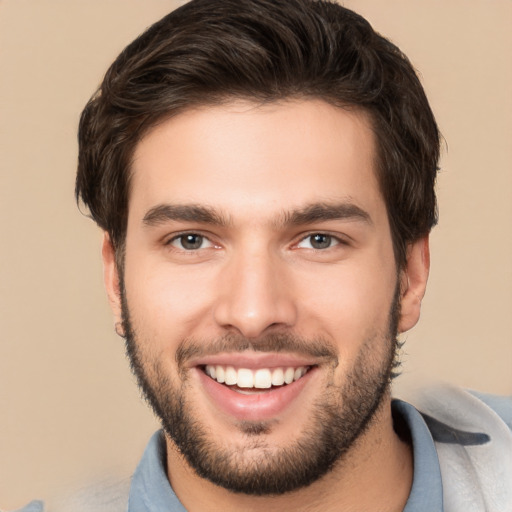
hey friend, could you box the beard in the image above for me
[121,283,400,496]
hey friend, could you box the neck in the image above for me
[165,396,413,512]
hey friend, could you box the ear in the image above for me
[398,236,430,333]
[101,232,124,335]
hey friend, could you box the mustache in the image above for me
[176,333,338,368]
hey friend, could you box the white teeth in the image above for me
[284,367,295,384]
[216,365,225,383]
[254,369,272,389]
[204,364,309,389]
[225,366,237,385]
[237,368,254,388]
[271,368,285,386]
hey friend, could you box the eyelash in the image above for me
[296,232,346,250]
[164,231,347,252]
[165,232,215,251]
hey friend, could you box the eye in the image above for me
[297,233,338,250]
[168,233,213,250]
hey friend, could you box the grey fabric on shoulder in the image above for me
[8,500,45,512]
[49,478,131,512]
[407,385,512,512]
[470,390,512,430]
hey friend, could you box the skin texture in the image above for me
[103,99,429,511]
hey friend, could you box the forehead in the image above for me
[129,99,383,224]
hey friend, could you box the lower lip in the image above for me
[196,367,316,422]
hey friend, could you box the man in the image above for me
[17,0,511,511]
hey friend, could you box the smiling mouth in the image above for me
[203,364,312,392]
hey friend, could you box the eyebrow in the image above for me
[279,202,372,227]
[142,201,372,229]
[143,204,230,227]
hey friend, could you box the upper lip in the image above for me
[187,351,320,369]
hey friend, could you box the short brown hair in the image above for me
[76,0,440,268]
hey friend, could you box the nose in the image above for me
[213,247,298,338]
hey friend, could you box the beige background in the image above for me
[0,0,511,508]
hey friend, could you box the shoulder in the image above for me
[4,479,131,512]
[409,384,511,430]
[405,384,512,512]
[468,389,512,430]
[49,478,131,512]
[5,501,45,512]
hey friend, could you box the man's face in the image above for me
[106,100,407,494]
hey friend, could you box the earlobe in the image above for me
[101,233,124,334]
[398,236,430,333]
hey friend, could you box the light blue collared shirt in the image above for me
[126,400,444,512]
[16,392,512,512]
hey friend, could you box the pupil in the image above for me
[182,234,202,250]
[311,234,330,249]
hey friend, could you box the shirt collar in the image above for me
[128,401,444,511]
[128,431,187,512]
[393,399,444,512]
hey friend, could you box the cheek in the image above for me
[124,259,217,336]
[295,262,396,344]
